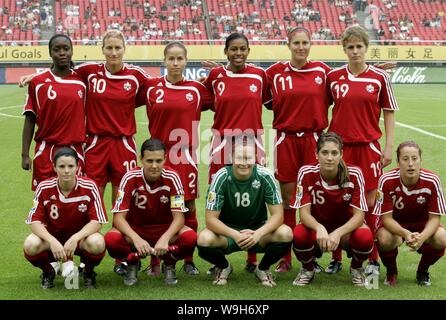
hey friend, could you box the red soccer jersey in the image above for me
[204,65,271,135]
[26,177,107,240]
[373,168,446,228]
[112,166,188,226]
[265,60,331,133]
[327,65,399,143]
[23,70,86,145]
[75,62,150,137]
[143,76,213,149]
[291,164,368,228]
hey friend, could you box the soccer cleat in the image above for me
[114,261,128,277]
[40,270,56,289]
[384,273,397,287]
[325,259,342,275]
[144,264,161,277]
[245,261,257,273]
[274,260,292,273]
[183,262,200,275]
[364,260,380,277]
[123,263,139,286]
[292,268,315,286]
[61,260,75,278]
[83,271,97,289]
[313,260,323,273]
[255,266,276,287]
[164,265,178,285]
[213,264,233,285]
[416,271,431,286]
[350,267,366,286]
[207,265,218,276]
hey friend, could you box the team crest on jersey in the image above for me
[78,90,83,98]
[185,93,193,101]
[315,76,323,85]
[366,84,375,93]
[417,196,426,204]
[207,191,216,205]
[252,179,261,189]
[160,195,169,204]
[123,82,132,91]
[249,84,258,93]
[343,193,352,201]
[78,203,87,212]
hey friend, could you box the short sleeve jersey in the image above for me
[23,70,87,145]
[143,76,213,149]
[206,165,282,230]
[26,177,107,240]
[291,164,368,228]
[204,65,271,136]
[265,60,331,133]
[373,168,446,228]
[112,166,188,226]
[75,62,150,137]
[327,65,399,143]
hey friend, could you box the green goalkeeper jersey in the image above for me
[206,165,282,230]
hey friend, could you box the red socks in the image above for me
[418,244,445,272]
[349,227,374,269]
[82,250,106,273]
[24,250,53,273]
[104,231,132,260]
[293,224,316,270]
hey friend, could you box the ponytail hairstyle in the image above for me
[396,140,422,161]
[48,33,75,69]
[317,132,350,187]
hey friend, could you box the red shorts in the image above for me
[208,134,266,183]
[274,132,319,183]
[165,147,198,201]
[342,141,382,192]
[84,135,137,187]
[131,224,171,246]
[32,141,85,190]
[365,212,382,235]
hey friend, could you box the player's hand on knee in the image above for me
[63,237,78,260]
[154,239,169,256]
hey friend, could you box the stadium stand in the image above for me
[0,0,445,45]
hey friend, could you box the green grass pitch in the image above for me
[0,84,445,300]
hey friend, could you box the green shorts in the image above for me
[223,225,266,255]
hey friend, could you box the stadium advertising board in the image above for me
[1,45,446,62]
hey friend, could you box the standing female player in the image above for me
[19,30,151,276]
[203,32,272,272]
[374,141,446,286]
[265,27,332,273]
[23,147,107,289]
[22,34,86,190]
[139,41,213,276]
[327,25,398,276]
[291,132,374,286]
